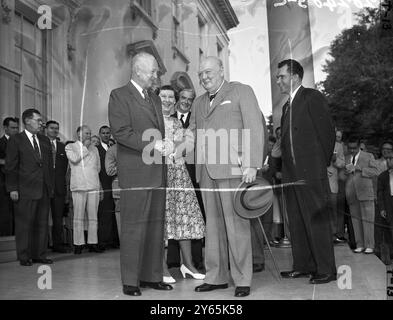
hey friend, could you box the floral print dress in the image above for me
[164,116,205,240]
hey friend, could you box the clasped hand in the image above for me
[154,139,175,157]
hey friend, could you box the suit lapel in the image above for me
[151,94,165,136]
[281,86,304,137]
[127,82,159,128]
[206,81,230,117]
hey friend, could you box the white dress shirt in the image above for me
[101,141,108,151]
[209,80,225,106]
[389,170,393,196]
[131,79,145,98]
[24,129,41,155]
[290,85,302,103]
[351,151,361,166]
[177,112,189,122]
[5,134,9,140]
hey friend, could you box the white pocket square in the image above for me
[220,100,231,105]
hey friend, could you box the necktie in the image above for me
[209,93,216,101]
[51,140,56,168]
[283,98,290,116]
[352,155,356,165]
[142,89,152,104]
[180,114,185,124]
[32,134,41,159]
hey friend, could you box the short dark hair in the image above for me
[275,127,281,134]
[3,117,19,127]
[76,125,89,134]
[278,59,304,80]
[65,140,74,146]
[22,108,41,125]
[347,136,360,145]
[99,125,110,133]
[158,85,178,101]
[46,120,59,127]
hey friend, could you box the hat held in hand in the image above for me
[233,177,273,219]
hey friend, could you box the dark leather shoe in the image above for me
[253,263,265,273]
[167,262,181,269]
[53,246,70,253]
[74,245,83,254]
[309,273,336,284]
[280,270,312,278]
[235,286,250,297]
[89,244,104,253]
[195,283,228,292]
[32,258,53,264]
[139,281,173,290]
[123,285,141,296]
[20,259,33,266]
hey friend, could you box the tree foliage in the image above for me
[320,8,393,146]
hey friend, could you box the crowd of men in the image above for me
[0,55,392,298]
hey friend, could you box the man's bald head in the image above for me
[198,56,225,94]
[131,52,159,90]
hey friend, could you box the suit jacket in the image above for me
[172,111,191,129]
[280,86,335,183]
[327,141,345,193]
[0,135,8,186]
[65,141,101,192]
[345,150,378,203]
[52,140,68,196]
[108,81,166,188]
[5,131,54,199]
[377,170,393,224]
[97,143,113,193]
[188,80,266,182]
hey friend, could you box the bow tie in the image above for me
[209,93,217,101]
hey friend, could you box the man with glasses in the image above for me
[5,109,54,266]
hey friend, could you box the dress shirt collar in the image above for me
[24,129,40,150]
[290,85,302,103]
[101,141,108,151]
[177,112,189,121]
[352,151,361,165]
[5,134,9,140]
[130,79,145,98]
[210,80,225,97]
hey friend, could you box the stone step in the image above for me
[0,236,17,263]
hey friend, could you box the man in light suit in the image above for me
[188,56,266,297]
[5,109,54,266]
[345,137,379,253]
[108,52,173,297]
[277,59,336,284]
[327,137,346,242]
[66,125,102,254]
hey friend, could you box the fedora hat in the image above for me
[233,176,273,219]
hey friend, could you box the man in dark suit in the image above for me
[97,125,118,250]
[0,117,19,236]
[377,155,393,252]
[167,88,204,270]
[277,59,336,284]
[5,108,54,266]
[46,120,69,253]
[108,52,173,296]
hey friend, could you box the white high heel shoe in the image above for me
[163,275,176,284]
[180,264,205,280]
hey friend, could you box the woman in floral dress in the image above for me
[158,85,205,283]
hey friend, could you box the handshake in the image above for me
[154,138,175,157]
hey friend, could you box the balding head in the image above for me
[198,56,224,94]
[131,52,159,90]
